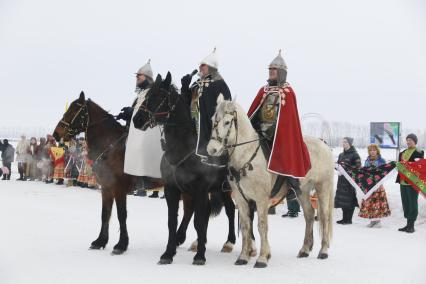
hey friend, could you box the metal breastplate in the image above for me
[258,92,280,140]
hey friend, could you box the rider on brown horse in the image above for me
[116,60,163,193]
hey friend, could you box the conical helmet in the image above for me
[269,50,287,70]
[135,59,153,79]
[200,47,219,69]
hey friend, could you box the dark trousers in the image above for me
[18,162,26,178]
[286,190,300,213]
[287,199,300,213]
[400,185,419,222]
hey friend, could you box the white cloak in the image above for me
[124,89,163,177]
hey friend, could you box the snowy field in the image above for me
[0,148,425,284]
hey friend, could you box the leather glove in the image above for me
[181,74,192,93]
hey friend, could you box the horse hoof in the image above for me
[317,253,328,259]
[111,248,125,255]
[158,258,173,265]
[254,261,267,268]
[235,259,248,265]
[297,251,309,258]
[192,259,206,265]
[89,244,105,250]
[221,241,234,253]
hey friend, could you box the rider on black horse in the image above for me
[180,48,232,190]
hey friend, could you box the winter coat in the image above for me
[1,144,15,164]
[364,156,386,168]
[335,146,362,209]
[124,88,163,177]
[187,74,232,157]
[16,139,30,163]
[396,148,424,184]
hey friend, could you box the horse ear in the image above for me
[217,93,224,104]
[155,74,162,86]
[163,72,172,88]
[79,91,85,101]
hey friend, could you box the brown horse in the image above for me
[53,91,133,254]
[53,91,236,257]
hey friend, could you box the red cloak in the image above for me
[247,83,311,178]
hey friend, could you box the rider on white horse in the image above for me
[180,48,232,166]
[247,50,311,197]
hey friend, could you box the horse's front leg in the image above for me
[192,191,209,265]
[176,192,193,247]
[111,191,129,254]
[158,185,180,264]
[234,198,253,265]
[90,188,113,250]
[221,190,236,253]
[254,201,271,268]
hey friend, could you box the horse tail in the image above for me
[327,178,334,242]
[317,173,334,243]
[209,191,224,218]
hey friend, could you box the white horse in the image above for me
[207,95,334,268]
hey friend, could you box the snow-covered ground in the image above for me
[0,147,425,284]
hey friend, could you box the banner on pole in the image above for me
[370,122,400,149]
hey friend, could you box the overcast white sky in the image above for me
[0,0,425,132]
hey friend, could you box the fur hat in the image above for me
[343,137,354,146]
[135,59,153,79]
[200,48,219,69]
[269,50,288,70]
[406,133,418,144]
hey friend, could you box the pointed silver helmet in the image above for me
[200,47,219,69]
[135,59,153,79]
[268,50,288,70]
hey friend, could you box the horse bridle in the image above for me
[139,87,177,129]
[59,101,90,137]
[211,111,239,157]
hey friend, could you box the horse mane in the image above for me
[87,99,124,129]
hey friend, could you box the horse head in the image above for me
[53,91,88,142]
[207,94,238,156]
[133,72,174,131]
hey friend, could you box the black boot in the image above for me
[149,191,159,198]
[337,209,347,224]
[282,210,298,218]
[398,220,409,232]
[405,220,415,233]
[2,175,6,180]
[56,178,64,185]
[343,208,354,224]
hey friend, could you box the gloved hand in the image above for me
[181,73,192,93]
[116,107,133,121]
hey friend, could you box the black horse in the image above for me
[133,73,235,265]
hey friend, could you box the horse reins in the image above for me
[60,100,128,176]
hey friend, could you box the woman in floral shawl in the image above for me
[358,144,391,227]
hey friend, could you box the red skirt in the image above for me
[359,186,391,219]
[53,164,65,179]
